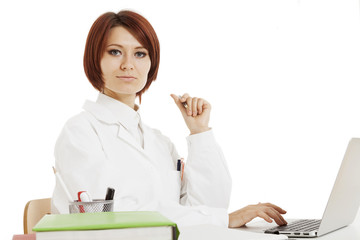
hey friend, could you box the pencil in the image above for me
[52,166,73,202]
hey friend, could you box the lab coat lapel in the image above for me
[117,123,164,169]
[117,123,145,154]
[141,125,164,165]
[83,99,158,166]
[84,99,145,153]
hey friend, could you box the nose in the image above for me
[120,54,134,70]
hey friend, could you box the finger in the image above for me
[185,97,192,116]
[192,97,198,116]
[179,93,192,115]
[265,208,287,226]
[180,93,190,107]
[257,211,273,223]
[170,94,181,108]
[276,212,287,225]
[263,203,287,214]
[170,94,187,115]
[180,93,190,101]
[177,95,188,108]
[203,100,211,111]
[197,98,204,114]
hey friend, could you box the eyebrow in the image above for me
[106,44,146,50]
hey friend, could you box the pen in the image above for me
[78,191,92,202]
[181,160,185,181]
[105,187,115,200]
[77,191,85,213]
[178,95,188,108]
[78,191,92,213]
[52,166,73,202]
[177,159,181,171]
[103,187,115,212]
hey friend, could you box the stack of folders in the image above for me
[32,211,179,240]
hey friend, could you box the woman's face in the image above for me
[101,26,151,97]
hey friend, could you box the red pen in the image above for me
[77,191,92,213]
[77,191,86,213]
[181,158,185,181]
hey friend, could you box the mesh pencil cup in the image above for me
[69,199,114,213]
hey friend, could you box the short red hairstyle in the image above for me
[83,10,160,101]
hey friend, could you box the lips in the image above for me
[116,76,136,82]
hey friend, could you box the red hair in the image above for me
[83,10,160,102]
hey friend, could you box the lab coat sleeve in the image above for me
[181,129,232,209]
[51,114,111,214]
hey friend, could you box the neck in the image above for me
[103,88,137,110]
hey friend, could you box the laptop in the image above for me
[263,138,360,238]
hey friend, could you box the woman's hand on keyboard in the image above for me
[228,202,288,228]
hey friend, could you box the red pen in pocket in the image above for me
[181,158,185,181]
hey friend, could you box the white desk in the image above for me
[239,209,360,240]
[178,210,360,240]
[13,214,360,240]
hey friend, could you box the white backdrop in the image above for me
[1,0,360,238]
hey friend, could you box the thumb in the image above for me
[170,94,187,115]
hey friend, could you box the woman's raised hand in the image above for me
[170,93,211,135]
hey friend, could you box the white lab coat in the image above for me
[51,93,232,227]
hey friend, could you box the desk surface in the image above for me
[13,210,360,240]
[239,210,360,240]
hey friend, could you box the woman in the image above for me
[51,10,287,228]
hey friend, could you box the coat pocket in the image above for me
[162,170,181,202]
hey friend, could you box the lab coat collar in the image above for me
[82,93,149,157]
[83,93,142,130]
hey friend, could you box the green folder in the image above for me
[33,211,179,240]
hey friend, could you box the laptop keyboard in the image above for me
[265,219,321,234]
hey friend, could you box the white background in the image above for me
[1,0,360,238]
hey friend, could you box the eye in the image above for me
[109,49,121,56]
[135,51,147,58]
